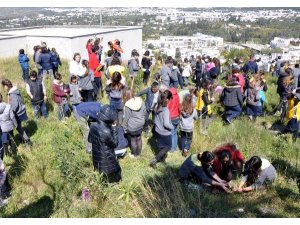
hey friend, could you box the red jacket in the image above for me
[235,73,245,93]
[52,82,68,104]
[89,53,102,78]
[167,87,180,120]
[213,144,245,176]
[86,43,93,58]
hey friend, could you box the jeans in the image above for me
[182,77,189,86]
[246,104,259,117]
[93,77,102,100]
[32,101,48,119]
[128,134,142,156]
[16,114,30,142]
[225,105,242,122]
[180,131,193,151]
[42,69,54,82]
[37,68,43,79]
[170,118,180,152]
[273,98,288,123]
[143,71,150,84]
[81,89,94,102]
[144,110,154,132]
[178,74,184,89]
[57,103,69,121]
[22,68,29,81]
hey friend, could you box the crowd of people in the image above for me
[2,36,300,206]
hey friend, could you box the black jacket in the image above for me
[221,85,243,107]
[88,107,120,175]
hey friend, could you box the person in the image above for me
[179,151,231,192]
[50,48,62,75]
[18,49,30,81]
[180,94,198,157]
[275,56,282,77]
[293,64,300,87]
[195,56,203,89]
[242,55,258,75]
[220,77,243,124]
[285,88,300,141]
[136,81,160,134]
[1,79,31,148]
[106,57,125,80]
[0,158,10,205]
[205,57,215,74]
[182,58,192,86]
[245,79,261,121]
[170,60,181,89]
[33,45,43,78]
[159,59,172,88]
[105,50,114,69]
[232,68,245,94]
[25,70,48,119]
[123,90,146,158]
[237,156,277,192]
[232,58,241,70]
[69,75,82,120]
[69,53,86,78]
[0,94,17,160]
[93,37,103,62]
[78,60,94,102]
[150,90,173,168]
[89,46,103,100]
[38,46,55,82]
[128,50,140,85]
[105,71,125,126]
[86,38,94,59]
[213,143,245,181]
[88,104,121,183]
[141,50,152,84]
[52,73,70,121]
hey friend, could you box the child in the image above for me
[150,90,173,168]
[141,50,152,84]
[136,81,160,134]
[285,88,300,141]
[50,48,62,75]
[0,158,10,205]
[182,58,192,86]
[0,94,17,160]
[18,49,30,81]
[25,70,48,119]
[159,59,172,88]
[79,60,95,102]
[128,50,140,81]
[195,79,214,135]
[245,79,261,121]
[180,94,198,157]
[89,46,103,100]
[170,60,181,89]
[237,156,277,192]
[105,71,125,126]
[1,79,31,148]
[123,90,146,158]
[52,73,70,121]
[69,75,82,121]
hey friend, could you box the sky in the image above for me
[0,0,299,8]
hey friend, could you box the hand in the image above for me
[236,187,243,193]
[211,97,215,102]
[44,96,47,101]
[220,183,231,193]
[78,88,82,91]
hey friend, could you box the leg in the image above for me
[280,100,288,123]
[15,116,29,142]
[32,102,40,119]
[48,69,54,81]
[40,101,48,118]
[155,146,170,162]
[136,134,142,156]
[57,104,64,121]
[143,110,151,133]
[117,110,123,126]
[178,74,184,89]
[72,104,81,121]
[129,135,137,156]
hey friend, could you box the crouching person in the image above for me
[88,105,121,183]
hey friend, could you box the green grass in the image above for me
[0,57,299,218]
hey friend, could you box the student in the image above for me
[285,88,300,141]
[128,50,140,81]
[205,57,215,73]
[105,50,114,69]
[213,143,245,181]
[33,45,43,78]
[0,158,10,205]
[159,59,172,88]
[180,94,198,157]
[52,73,70,121]
[38,46,55,82]
[69,53,86,77]
[78,60,94,102]
[195,56,203,89]
[50,48,62,75]
[242,55,258,75]
[88,105,121,183]
[195,79,214,135]
[18,49,30,81]
[237,156,277,192]
[245,79,261,121]
[93,37,103,62]
[220,77,243,124]
[136,81,160,134]
[179,151,231,192]
[89,46,103,100]
[105,71,125,126]
[1,79,31,148]
[232,68,245,93]
[69,75,82,120]
[0,94,17,160]
[167,87,180,152]
[141,50,152,84]
[25,70,48,119]
[182,58,192,86]
[107,57,125,81]
[150,91,173,168]
[86,38,94,59]
[123,90,146,158]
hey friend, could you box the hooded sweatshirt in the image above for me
[170,66,180,82]
[18,54,29,70]
[52,79,68,104]
[220,84,243,107]
[78,70,94,91]
[154,107,173,136]
[168,87,180,120]
[0,102,17,132]
[123,97,146,134]
[128,58,139,76]
[69,79,82,105]
[8,86,26,117]
[180,109,198,132]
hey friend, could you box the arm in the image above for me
[42,81,47,96]
[9,95,18,113]
[202,91,213,105]
[10,107,18,128]
[25,55,30,62]
[136,88,149,97]
[162,109,173,130]
[58,56,62,66]
[123,107,131,133]
[105,125,119,148]
[237,89,243,106]
[52,84,67,97]
[26,83,33,99]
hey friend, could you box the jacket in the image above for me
[8,86,27,117]
[75,102,101,120]
[78,70,94,90]
[52,80,68,104]
[108,65,125,77]
[136,88,158,112]
[160,65,172,88]
[287,97,300,121]
[195,89,212,115]
[220,84,243,107]
[69,60,86,77]
[170,66,180,82]
[234,73,245,93]
[26,78,45,104]
[167,87,180,120]
[0,102,17,132]
[123,97,146,134]
[34,51,42,69]
[242,60,258,74]
[88,108,120,175]
[50,52,61,68]
[18,54,29,70]
[245,87,261,106]
[141,56,152,72]
[180,109,198,132]
[128,58,139,76]
[89,52,102,78]
[69,82,82,105]
[38,52,54,70]
[154,107,173,136]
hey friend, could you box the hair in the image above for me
[110,56,121,66]
[86,38,93,48]
[54,72,62,80]
[156,91,170,111]
[51,47,58,56]
[107,50,114,57]
[181,94,194,115]
[285,68,293,76]
[94,38,101,46]
[70,74,77,82]
[123,90,134,104]
[92,45,100,53]
[212,57,220,68]
[232,68,240,74]
[73,52,81,61]
[164,89,173,100]
[282,75,293,88]
[41,46,49,54]
[243,156,262,184]
[111,71,123,90]
[234,58,240,64]
[218,150,233,165]
[295,64,299,69]
[81,59,90,76]
[201,79,211,90]
[19,49,25,54]
[1,79,13,89]
[131,49,139,57]
[0,93,2,103]
[184,58,188,63]
[173,59,178,66]
[278,56,282,60]
[144,50,150,56]
[226,76,238,86]
[199,151,215,165]
[30,70,38,78]
[249,55,254,59]
[189,86,197,95]
[165,59,172,65]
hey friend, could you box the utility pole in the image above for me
[99,8,103,27]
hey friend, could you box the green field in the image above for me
[0,57,299,218]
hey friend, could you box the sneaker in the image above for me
[24,140,32,149]
[149,158,157,168]
[129,154,135,158]
[86,148,92,154]
[182,149,188,157]
[0,198,9,208]
[225,118,231,124]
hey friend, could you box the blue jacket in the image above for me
[242,61,258,74]
[136,87,157,111]
[50,52,62,68]
[75,102,102,120]
[18,54,29,70]
[38,52,54,70]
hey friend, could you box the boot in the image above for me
[0,144,8,160]
[24,139,32,149]
[149,158,157,169]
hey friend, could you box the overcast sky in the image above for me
[0,0,299,7]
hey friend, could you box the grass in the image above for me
[0,56,299,218]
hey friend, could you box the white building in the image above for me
[0,25,142,62]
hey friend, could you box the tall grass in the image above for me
[0,57,299,218]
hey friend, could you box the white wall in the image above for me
[0,36,27,57]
